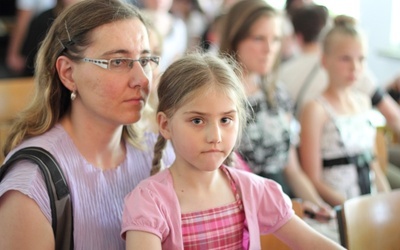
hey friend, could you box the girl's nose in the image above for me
[207,123,222,144]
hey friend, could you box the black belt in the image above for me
[323,151,374,195]
[323,151,374,168]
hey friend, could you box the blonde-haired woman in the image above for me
[0,0,173,248]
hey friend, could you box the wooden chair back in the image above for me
[375,126,388,173]
[0,77,35,163]
[260,199,304,250]
[335,190,400,250]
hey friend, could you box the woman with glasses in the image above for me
[0,0,173,249]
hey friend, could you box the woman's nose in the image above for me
[128,62,150,90]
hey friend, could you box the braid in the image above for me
[150,134,167,175]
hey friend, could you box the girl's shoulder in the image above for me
[225,166,283,191]
[301,97,329,121]
[135,169,174,192]
[352,90,372,110]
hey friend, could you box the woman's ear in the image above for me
[56,55,75,91]
[157,112,171,140]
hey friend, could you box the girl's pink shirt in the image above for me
[121,166,294,249]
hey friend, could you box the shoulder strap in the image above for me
[316,96,337,119]
[294,62,320,115]
[0,147,73,250]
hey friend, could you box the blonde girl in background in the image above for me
[121,53,344,249]
[299,16,391,206]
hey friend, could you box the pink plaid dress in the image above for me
[181,167,246,250]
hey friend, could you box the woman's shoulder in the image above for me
[7,124,73,160]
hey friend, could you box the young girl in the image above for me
[299,16,391,206]
[121,53,343,249]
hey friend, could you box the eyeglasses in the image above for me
[82,56,160,74]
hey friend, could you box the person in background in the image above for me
[200,13,224,54]
[170,0,209,51]
[123,0,143,8]
[218,0,334,221]
[137,19,164,134]
[299,16,391,207]
[280,8,400,189]
[137,18,176,160]
[198,0,241,54]
[280,0,315,62]
[377,74,400,189]
[121,52,344,250]
[280,9,400,138]
[279,4,329,117]
[0,0,173,249]
[140,0,187,72]
[387,74,400,104]
[6,0,55,75]
[21,0,81,76]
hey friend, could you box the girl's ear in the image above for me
[157,112,172,140]
[56,55,76,91]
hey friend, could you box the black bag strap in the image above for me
[0,147,73,250]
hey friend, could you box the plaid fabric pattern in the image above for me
[181,167,245,250]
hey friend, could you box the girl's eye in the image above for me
[221,117,232,124]
[191,118,203,125]
[340,56,351,62]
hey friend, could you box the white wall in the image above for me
[359,0,400,87]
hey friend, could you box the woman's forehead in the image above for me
[85,18,150,56]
